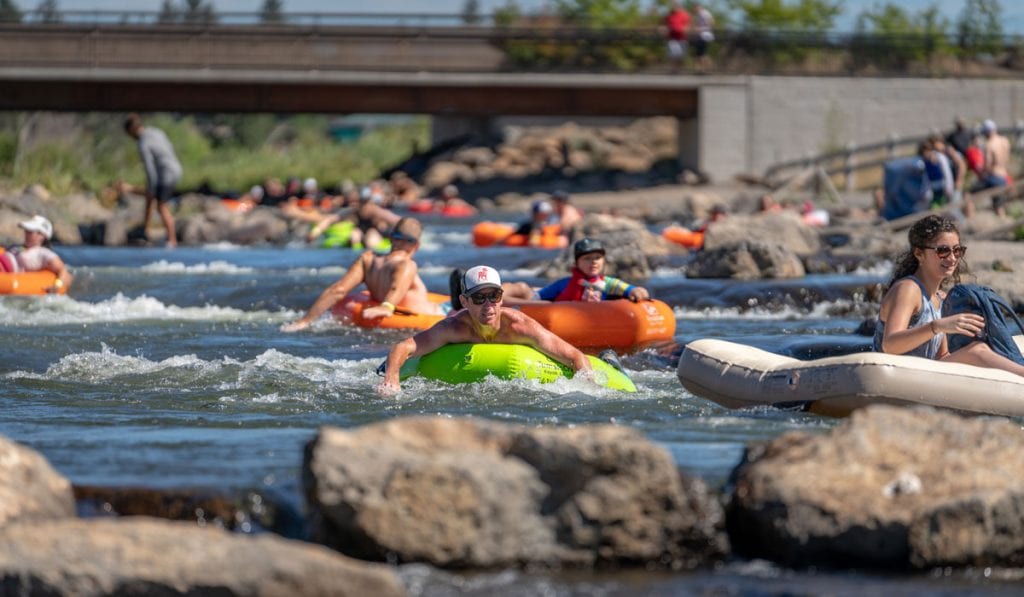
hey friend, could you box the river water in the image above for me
[0,216,1013,594]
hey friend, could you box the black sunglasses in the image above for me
[390,231,417,243]
[922,244,967,259]
[465,290,503,305]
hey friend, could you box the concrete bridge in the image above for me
[2,21,1023,183]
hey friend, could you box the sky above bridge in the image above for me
[45,0,1024,34]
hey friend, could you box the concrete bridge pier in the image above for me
[432,115,496,146]
[679,83,749,184]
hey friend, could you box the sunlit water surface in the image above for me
[3,220,1012,594]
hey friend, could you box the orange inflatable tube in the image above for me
[472,222,566,249]
[518,299,675,352]
[407,200,434,213]
[220,198,254,213]
[331,291,448,330]
[662,226,704,250]
[0,271,67,295]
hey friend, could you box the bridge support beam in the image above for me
[431,115,495,145]
[689,84,749,183]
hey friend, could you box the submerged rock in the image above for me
[304,417,727,569]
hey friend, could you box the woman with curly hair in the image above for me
[875,214,1024,376]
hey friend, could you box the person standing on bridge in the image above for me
[120,113,182,248]
[693,3,715,71]
[662,2,690,72]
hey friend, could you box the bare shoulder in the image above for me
[884,278,924,307]
[354,249,375,267]
[395,253,418,271]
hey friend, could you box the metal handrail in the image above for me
[764,124,1024,188]
[8,10,1024,43]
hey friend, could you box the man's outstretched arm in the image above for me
[281,253,368,331]
[378,322,457,393]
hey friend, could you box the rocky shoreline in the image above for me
[2,405,1023,594]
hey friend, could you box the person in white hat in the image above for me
[11,215,73,293]
[376,264,593,394]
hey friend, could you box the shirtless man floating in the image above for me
[972,119,1013,216]
[281,217,444,332]
[377,265,593,394]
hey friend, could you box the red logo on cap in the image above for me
[478,269,488,281]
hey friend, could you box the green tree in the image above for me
[852,3,950,69]
[158,0,179,23]
[461,0,482,24]
[552,0,646,29]
[35,0,59,23]
[726,0,842,32]
[260,0,284,24]
[493,0,521,27]
[0,0,23,23]
[183,0,216,24]
[956,0,1003,58]
[723,0,842,66]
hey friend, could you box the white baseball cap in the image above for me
[462,265,502,295]
[982,119,997,133]
[19,215,53,240]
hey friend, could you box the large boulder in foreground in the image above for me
[728,405,1024,569]
[0,518,405,596]
[304,417,726,569]
[0,436,74,528]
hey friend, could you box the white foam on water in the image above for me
[8,344,214,383]
[500,267,542,279]
[432,230,472,246]
[650,266,685,277]
[672,299,863,320]
[399,371,639,401]
[200,242,245,251]
[6,345,382,388]
[283,266,346,276]
[852,260,894,277]
[0,293,297,326]
[416,230,444,251]
[416,263,454,276]
[140,260,255,274]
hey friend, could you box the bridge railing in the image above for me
[763,123,1024,190]
[3,11,1023,76]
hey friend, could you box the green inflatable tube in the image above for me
[399,343,637,392]
[320,221,354,248]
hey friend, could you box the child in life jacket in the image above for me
[502,238,651,303]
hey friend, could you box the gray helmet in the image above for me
[573,237,605,260]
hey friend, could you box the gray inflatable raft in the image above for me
[678,337,1024,418]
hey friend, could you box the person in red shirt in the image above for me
[663,2,690,71]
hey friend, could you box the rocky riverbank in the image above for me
[3,405,1024,593]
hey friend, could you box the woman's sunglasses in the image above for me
[466,290,503,305]
[922,244,967,259]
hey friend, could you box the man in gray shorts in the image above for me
[121,113,183,247]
